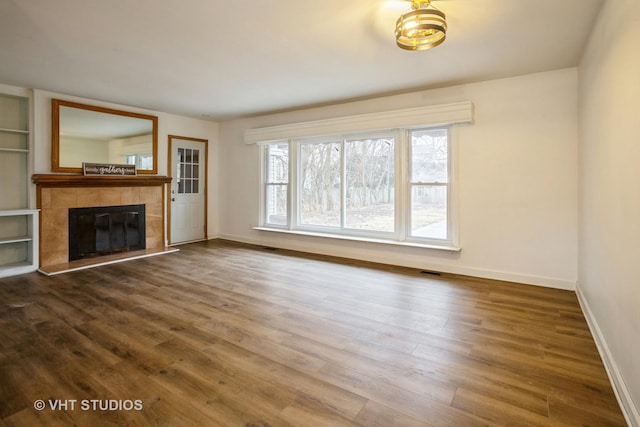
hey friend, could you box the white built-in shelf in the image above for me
[0,261,37,278]
[0,127,29,134]
[0,236,32,245]
[0,90,35,279]
[0,209,38,216]
[0,208,39,279]
[0,148,29,153]
[2,260,33,269]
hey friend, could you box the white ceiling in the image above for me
[0,0,603,120]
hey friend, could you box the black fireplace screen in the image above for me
[69,204,146,261]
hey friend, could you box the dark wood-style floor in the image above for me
[0,240,626,426]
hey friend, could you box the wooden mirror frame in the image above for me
[51,99,159,174]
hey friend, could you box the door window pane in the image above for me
[177,148,200,194]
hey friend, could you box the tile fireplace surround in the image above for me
[32,174,172,271]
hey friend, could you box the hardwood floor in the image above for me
[0,240,626,426]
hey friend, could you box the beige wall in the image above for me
[578,0,640,424]
[218,68,579,290]
[59,136,109,167]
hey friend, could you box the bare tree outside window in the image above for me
[300,142,341,227]
[344,137,394,232]
[261,126,451,244]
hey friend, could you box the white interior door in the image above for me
[170,137,206,244]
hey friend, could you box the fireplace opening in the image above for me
[69,204,146,261]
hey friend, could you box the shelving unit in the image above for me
[0,88,38,278]
[0,210,39,277]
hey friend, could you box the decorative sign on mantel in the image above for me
[83,163,137,176]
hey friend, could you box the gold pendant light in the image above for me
[395,0,447,51]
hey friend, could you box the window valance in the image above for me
[244,101,473,144]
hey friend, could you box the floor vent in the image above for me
[421,270,442,276]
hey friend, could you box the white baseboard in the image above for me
[433,265,575,290]
[576,283,640,427]
[215,233,575,290]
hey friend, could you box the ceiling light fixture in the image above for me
[395,0,447,51]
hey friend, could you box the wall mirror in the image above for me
[52,99,158,174]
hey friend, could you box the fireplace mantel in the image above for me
[32,174,171,187]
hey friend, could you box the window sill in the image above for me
[253,227,461,252]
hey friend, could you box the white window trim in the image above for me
[257,126,461,251]
[254,102,472,251]
[252,226,461,252]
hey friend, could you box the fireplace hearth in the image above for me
[69,204,146,261]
